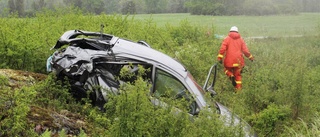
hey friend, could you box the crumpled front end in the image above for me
[47,46,121,110]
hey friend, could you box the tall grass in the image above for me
[285,113,320,137]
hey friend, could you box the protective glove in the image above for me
[217,54,223,64]
[249,56,254,62]
[218,59,222,64]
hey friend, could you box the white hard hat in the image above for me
[230,26,238,32]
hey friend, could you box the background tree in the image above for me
[105,0,120,14]
[63,0,82,8]
[32,0,46,11]
[243,0,277,15]
[8,0,24,16]
[168,0,187,13]
[185,0,225,15]
[121,1,136,14]
[0,0,7,15]
[223,0,245,15]
[302,0,320,12]
[45,0,64,10]
[144,0,168,13]
[8,0,15,13]
[82,0,105,14]
[186,0,302,15]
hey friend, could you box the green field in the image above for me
[130,13,320,37]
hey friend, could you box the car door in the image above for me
[152,68,199,115]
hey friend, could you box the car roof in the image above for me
[112,38,188,78]
[53,30,188,78]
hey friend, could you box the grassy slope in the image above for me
[129,13,320,37]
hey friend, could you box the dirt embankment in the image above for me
[0,69,47,89]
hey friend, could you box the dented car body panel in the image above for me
[47,30,256,137]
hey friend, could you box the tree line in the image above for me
[1,0,319,17]
[186,0,317,15]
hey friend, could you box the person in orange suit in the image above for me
[217,26,254,91]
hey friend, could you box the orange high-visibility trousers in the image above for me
[224,67,242,89]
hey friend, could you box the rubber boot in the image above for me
[229,76,236,87]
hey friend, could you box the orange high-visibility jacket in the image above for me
[217,32,253,68]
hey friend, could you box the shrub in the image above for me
[0,87,38,136]
[249,104,291,137]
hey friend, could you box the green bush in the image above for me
[250,104,291,137]
[0,87,38,136]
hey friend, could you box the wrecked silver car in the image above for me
[47,30,256,137]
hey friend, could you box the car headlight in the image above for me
[46,55,53,72]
